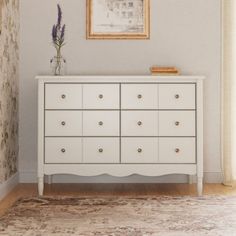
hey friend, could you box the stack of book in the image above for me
[150,66,180,75]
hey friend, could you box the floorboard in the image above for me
[0,183,236,216]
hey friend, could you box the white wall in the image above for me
[19,0,222,183]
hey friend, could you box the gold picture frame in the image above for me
[87,0,150,40]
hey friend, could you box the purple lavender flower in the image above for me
[51,4,66,49]
[60,24,65,41]
[57,4,62,28]
[52,25,57,43]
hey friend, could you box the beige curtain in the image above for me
[222,0,236,185]
[0,1,3,33]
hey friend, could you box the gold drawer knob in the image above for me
[99,94,103,99]
[175,148,180,153]
[137,121,142,126]
[61,94,66,99]
[175,121,180,126]
[175,94,180,99]
[137,94,142,99]
[137,148,143,153]
[99,121,103,126]
[99,148,103,153]
[61,148,66,153]
[61,121,66,126]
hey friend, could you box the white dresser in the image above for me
[37,75,204,195]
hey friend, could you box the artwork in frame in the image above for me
[87,0,150,39]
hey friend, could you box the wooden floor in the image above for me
[0,183,236,216]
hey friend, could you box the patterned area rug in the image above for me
[0,196,236,236]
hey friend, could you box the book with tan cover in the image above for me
[150,66,180,75]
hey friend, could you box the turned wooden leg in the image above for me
[38,177,44,196]
[197,177,203,196]
[48,175,52,185]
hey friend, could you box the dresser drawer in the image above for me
[159,138,196,163]
[159,84,195,109]
[121,111,158,136]
[83,111,120,136]
[83,138,120,163]
[159,111,195,136]
[45,138,82,164]
[83,84,120,109]
[45,111,82,136]
[45,84,82,109]
[121,84,158,109]
[121,138,158,163]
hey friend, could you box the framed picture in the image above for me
[87,0,150,39]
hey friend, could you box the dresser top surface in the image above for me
[36,75,205,83]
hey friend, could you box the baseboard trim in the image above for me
[19,171,223,184]
[203,171,223,183]
[0,173,19,201]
